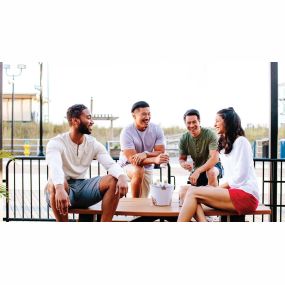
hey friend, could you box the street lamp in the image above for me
[4,64,26,154]
[34,62,44,156]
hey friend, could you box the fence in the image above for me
[2,139,49,155]
[2,156,284,222]
[3,156,173,222]
[253,158,285,222]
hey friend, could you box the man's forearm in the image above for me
[140,157,158,165]
[145,150,164,158]
[195,157,218,174]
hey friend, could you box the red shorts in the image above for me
[228,188,258,215]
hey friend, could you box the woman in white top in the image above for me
[178,107,259,222]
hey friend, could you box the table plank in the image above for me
[69,198,271,217]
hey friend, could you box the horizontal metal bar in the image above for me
[3,218,76,222]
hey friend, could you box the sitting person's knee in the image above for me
[185,186,198,198]
[207,168,217,180]
[132,166,145,178]
[106,175,117,187]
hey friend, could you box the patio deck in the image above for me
[2,156,284,222]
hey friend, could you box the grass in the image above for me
[2,121,285,145]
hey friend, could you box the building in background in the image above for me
[3,92,48,123]
[2,62,50,124]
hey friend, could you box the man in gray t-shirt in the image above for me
[119,101,169,198]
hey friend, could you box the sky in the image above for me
[2,60,274,128]
[1,1,285,129]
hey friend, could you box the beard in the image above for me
[78,121,91,135]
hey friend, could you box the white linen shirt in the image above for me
[46,132,124,185]
[220,136,260,201]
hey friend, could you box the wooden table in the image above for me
[69,198,271,222]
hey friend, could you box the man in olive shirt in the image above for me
[179,109,223,204]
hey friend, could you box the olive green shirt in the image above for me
[179,127,218,169]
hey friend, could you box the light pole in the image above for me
[3,64,26,154]
[34,62,44,156]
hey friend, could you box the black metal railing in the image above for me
[3,156,284,222]
[3,156,173,222]
[253,158,285,222]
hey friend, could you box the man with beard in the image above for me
[119,101,169,198]
[178,109,223,205]
[46,104,128,222]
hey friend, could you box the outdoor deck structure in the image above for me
[0,62,284,222]
[92,114,119,140]
[2,156,282,222]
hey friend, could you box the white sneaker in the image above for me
[206,216,214,222]
[206,216,219,222]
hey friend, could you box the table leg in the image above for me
[78,214,94,222]
[220,215,245,222]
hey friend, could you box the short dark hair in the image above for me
[131,101,150,113]
[183,109,200,121]
[66,104,87,125]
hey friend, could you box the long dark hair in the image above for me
[217,107,245,154]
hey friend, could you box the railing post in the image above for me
[270,62,278,222]
[167,163,171,184]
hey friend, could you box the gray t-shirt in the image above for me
[119,123,165,170]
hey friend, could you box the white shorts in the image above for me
[123,164,153,198]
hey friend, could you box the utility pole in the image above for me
[38,62,44,156]
[3,64,26,154]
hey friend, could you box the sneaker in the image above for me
[206,216,219,222]
[206,216,214,222]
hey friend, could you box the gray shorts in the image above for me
[46,176,103,209]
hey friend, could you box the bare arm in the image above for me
[179,154,193,171]
[194,149,219,174]
[189,150,219,185]
[115,174,129,197]
[54,184,71,215]
[139,145,167,165]
[123,145,168,166]
[46,140,71,215]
